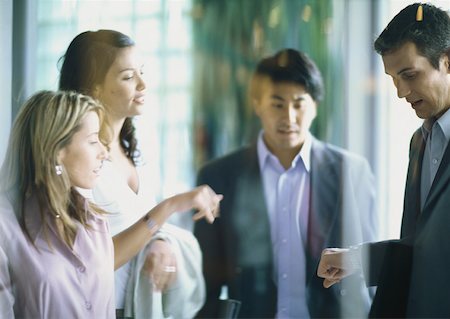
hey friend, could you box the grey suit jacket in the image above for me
[194,137,377,318]
[366,128,450,318]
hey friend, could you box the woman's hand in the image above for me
[143,239,177,292]
[171,185,223,224]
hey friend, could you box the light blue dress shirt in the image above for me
[420,108,450,210]
[257,130,312,319]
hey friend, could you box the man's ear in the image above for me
[312,100,318,120]
[252,97,261,116]
[444,51,450,73]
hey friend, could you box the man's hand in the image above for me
[317,248,359,288]
[143,239,177,292]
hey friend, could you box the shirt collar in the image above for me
[421,119,432,141]
[421,108,450,142]
[257,130,312,172]
[436,108,450,142]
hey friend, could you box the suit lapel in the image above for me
[421,139,450,217]
[307,140,340,267]
[401,130,425,237]
[231,146,273,266]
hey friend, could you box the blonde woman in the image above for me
[0,90,220,318]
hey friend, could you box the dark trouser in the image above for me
[116,309,133,319]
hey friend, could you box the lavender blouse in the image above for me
[0,193,115,318]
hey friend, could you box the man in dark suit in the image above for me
[318,3,450,317]
[194,49,378,318]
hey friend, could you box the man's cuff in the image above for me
[348,244,363,271]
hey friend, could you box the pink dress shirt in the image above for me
[0,192,115,318]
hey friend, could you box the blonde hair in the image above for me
[0,90,110,247]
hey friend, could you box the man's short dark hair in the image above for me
[250,48,324,102]
[374,3,450,69]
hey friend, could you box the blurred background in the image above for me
[1,0,449,238]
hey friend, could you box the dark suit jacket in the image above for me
[194,137,377,318]
[365,128,450,318]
